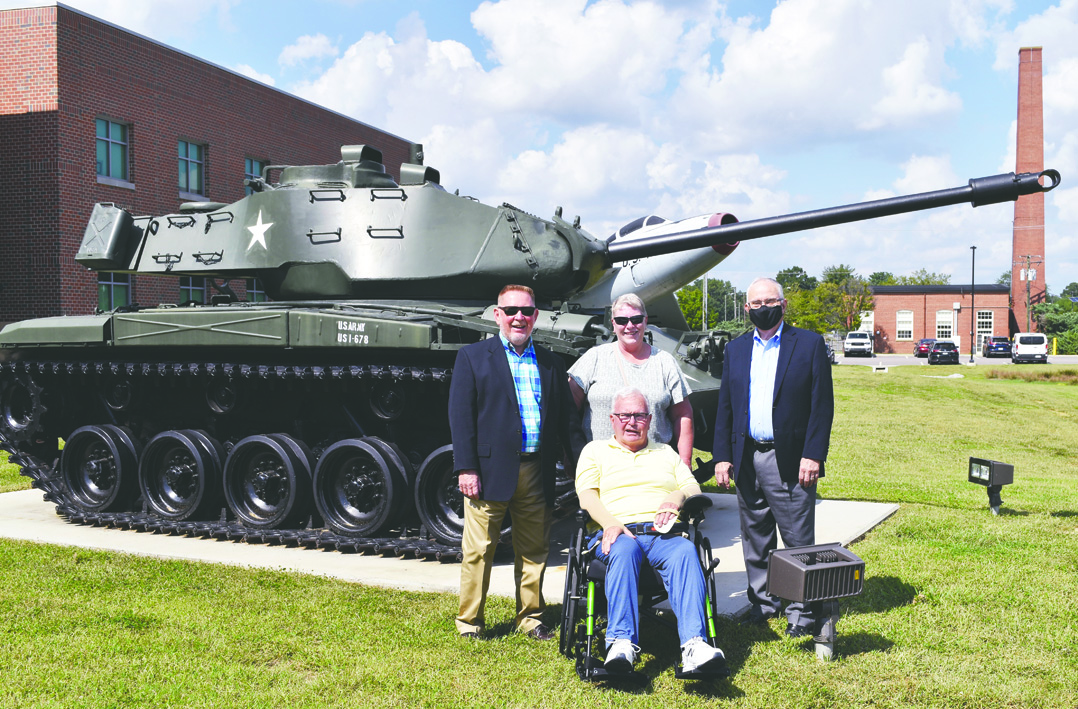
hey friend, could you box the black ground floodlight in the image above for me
[766,543,865,662]
[968,457,1013,515]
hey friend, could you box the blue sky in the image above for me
[9,0,1078,291]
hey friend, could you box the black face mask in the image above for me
[749,304,784,331]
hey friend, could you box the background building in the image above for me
[0,3,413,327]
[865,284,1010,354]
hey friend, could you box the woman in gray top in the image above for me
[568,293,694,466]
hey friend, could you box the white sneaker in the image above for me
[604,638,639,673]
[681,636,726,673]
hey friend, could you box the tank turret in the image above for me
[76,143,1059,307]
[0,144,1060,553]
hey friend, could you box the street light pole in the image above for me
[970,245,976,363]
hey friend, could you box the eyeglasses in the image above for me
[499,306,536,317]
[611,412,651,423]
[747,298,783,309]
[612,315,645,326]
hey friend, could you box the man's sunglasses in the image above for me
[612,315,645,326]
[499,306,537,317]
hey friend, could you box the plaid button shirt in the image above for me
[500,335,542,453]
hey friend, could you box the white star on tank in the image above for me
[247,210,273,250]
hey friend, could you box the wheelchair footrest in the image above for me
[674,660,730,680]
[577,656,646,683]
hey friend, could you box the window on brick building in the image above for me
[244,158,266,196]
[896,310,913,340]
[245,278,268,302]
[179,276,207,303]
[178,140,205,195]
[96,119,129,181]
[98,272,131,311]
[936,310,953,340]
[977,310,993,349]
[859,311,874,334]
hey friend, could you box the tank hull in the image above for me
[0,300,725,552]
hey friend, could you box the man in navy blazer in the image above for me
[712,277,834,637]
[449,284,584,640]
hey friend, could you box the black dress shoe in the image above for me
[741,607,779,626]
[785,624,812,639]
[526,623,556,641]
[461,631,480,640]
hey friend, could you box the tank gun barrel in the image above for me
[605,169,1061,263]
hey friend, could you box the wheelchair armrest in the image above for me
[574,508,592,526]
[679,494,712,522]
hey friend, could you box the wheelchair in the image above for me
[558,494,728,681]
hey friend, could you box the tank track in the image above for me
[0,358,465,563]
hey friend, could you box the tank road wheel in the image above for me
[60,425,140,512]
[314,438,401,536]
[139,430,224,520]
[414,445,465,545]
[365,437,415,519]
[0,373,46,443]
[224,434,313,529]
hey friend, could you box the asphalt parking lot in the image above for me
[836,352,1078,366]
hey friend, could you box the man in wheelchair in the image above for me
[572,387,727,676]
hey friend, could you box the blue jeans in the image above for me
[593,532,708,646]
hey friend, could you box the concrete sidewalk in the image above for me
[0,489,897,618]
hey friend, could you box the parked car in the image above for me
[843,331,874,357]
[981,336,1010,358]
[928,340,960,364]
[913,338,935,357]
[1011,332,1048,363]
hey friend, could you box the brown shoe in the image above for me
[526,623,555,641]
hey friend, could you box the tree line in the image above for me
[676,265,959,335]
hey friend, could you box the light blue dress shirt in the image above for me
[748,323,783,442]
[500,334,542,453]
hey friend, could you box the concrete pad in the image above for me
[0,489,896,618]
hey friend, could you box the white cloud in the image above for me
[858,37,962,130]
[278,33,339,67]
[279,0,1071,289]
[233,63,275,86]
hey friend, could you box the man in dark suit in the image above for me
[712,277,834,637]
[449,284,584,640]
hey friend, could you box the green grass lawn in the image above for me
[1,365,1077,708]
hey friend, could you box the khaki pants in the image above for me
[456,459,552,635]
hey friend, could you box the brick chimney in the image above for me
[1011,46,1045,333]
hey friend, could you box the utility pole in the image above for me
[969,246,976,363]
[1015,254,1044,331]
[702,273,708,330]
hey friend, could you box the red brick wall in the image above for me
[0,7,60,321]
[1011,47,1045,333]
[0,5,412,324]
[869,289,1010,354]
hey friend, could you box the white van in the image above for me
[1011,332,1048,364]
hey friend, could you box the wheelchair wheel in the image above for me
[697,535,721,643]
[559,529,585,658]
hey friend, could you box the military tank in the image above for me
[0,143,1059,559]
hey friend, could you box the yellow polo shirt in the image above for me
[575,438,697,525]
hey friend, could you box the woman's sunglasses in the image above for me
[499,306,537,317]
[612,315,645,326]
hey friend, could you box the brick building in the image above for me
[863,284,1011,355]
[0,3,413,327]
